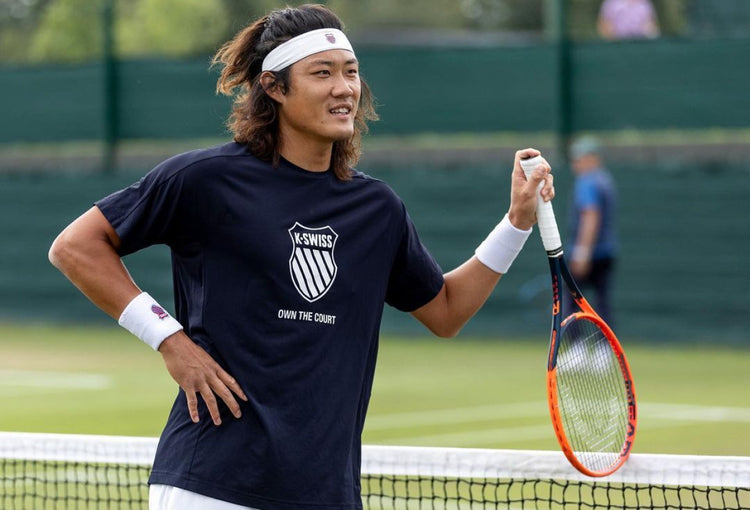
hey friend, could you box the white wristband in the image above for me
[475,214,532,274]
[118,292,183,351]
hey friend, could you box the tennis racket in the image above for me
[520,154,637,477]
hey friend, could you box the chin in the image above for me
[329,128,355,142]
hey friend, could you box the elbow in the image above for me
[48,230,77,272]
[48,233,67,270]
[436,329,460,339]
[442,326,463,339]
[49,208,120,277]
[415,303,466,339]
[429,322,463,339]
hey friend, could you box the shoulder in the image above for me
[347,169,407,215]
[574,173,599,200]
[349,169,402,199]
[592,168,615,188]
[575,173,595,190]
[348,168,387,186]
[150,142,261,184]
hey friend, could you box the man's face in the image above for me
[572,153,600,175]
[276,49,361,146]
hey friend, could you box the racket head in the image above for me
[547,311,637,477]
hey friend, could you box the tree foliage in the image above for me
[29,0,102,62]
[0,0,702,64]
[25,0,230,62]
[117,0,229,58]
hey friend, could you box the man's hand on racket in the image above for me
[158,332,248,426]
[508,148,554,231]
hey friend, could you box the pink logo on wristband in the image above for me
[151,304,169,320]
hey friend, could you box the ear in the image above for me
[260,71,285,103]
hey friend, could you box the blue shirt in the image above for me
[567,167,618,259]
[96,142,444,509]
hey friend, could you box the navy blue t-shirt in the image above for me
[96,142,444,509]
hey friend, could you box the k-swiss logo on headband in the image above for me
[325,32,336,44]
[288,223,338,302]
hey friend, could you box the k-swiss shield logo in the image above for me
[288,223,338,302]
[325,32,336,44]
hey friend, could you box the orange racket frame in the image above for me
[546,255,637,477]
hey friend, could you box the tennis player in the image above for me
[48,5,554,510]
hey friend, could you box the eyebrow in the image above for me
[308,57,359,66]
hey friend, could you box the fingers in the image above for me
[527,157,551,182]
[199,384,222,425]
[186,373,245,426]
[197,369,247,426]
[513,148,549,182]
[522,160,550,198]
[218,371,248,403]
[186,391,200,423]
[507,148,555,230]
[541,172,555,202]
[519,153,554,201]
[160,333,248,427]
[211,370,247,421]
[514,148,541,166]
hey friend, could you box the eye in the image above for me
[314,69,331,76]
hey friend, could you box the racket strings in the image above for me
[556,317,629,473]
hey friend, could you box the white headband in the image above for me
[261,28,355,72]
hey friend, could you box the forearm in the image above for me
[572,209,600,261]
[50,207,246,423]
[412,217,531,338]
[419,257,502,338]
[49,207,140,319]
[411,149,553,337]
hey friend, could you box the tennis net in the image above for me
[0,431,748,509]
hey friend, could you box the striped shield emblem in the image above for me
[288,222,339,302]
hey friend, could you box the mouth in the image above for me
[329,105,352,117]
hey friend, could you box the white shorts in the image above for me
[149,484,259,510]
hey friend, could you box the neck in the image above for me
[278,134,333,173]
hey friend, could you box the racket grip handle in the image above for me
[520,155,563,255]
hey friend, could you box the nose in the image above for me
[330,72,355,98]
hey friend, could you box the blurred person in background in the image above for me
[597,0,660,40]
[48,4,554,510]
[566,136,618,326]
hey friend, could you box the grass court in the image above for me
[0,323,748,457]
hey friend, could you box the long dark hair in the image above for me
[212,4,378,180]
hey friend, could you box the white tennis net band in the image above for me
[262,28,355,72]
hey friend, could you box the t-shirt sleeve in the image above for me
[385,204,444,312]
[575,178,600,211]
[95,158,191,256]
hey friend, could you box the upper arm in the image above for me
[409,283,449,337]
[575,208,602,248]
[66,206,120,249]
[50,206,121,264]
[579,208,602,231]
[409,257,502,338]
[85,205,122,248]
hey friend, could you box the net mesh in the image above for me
[0,432,748,509]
